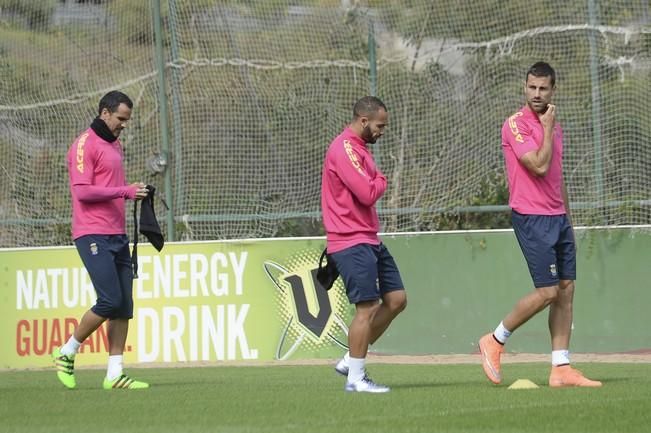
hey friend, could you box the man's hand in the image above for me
[539,103,556,130]
[130,182,149,200]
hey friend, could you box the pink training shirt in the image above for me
[321,127,387,254]
[501,105,566,215]
[67,128,136,240]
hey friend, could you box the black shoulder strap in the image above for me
[318,248,327,270]
[131,200,139,279]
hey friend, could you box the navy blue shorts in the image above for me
[330,243,405,304]
[75,234,134,319]
[511,211,576,288]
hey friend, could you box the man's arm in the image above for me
[69,136,148,202]
[561,177,577,249]
[73,183,147,202]
[334,143,387,206]
[520,104,556,177]
[562,178,573,227]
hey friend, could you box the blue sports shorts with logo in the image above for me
[74,234,134,319]
[330,243,404,304]
[511,210,576,288]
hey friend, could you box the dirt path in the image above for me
[365,352,651,365]
[4,352,651,372]
[100,352,651,369]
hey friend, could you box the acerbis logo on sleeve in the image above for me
[343,140,365,175]
[508,112,524,143]
[76,133,89,173]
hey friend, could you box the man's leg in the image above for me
[330,244,390,392]
[370,244,407,344]
[479,285,559,384]
[344,300,389,393]
[102,317,147,390]
[52,235,117,389]
[369,290,407,345]
[102,236,148,390]
[336,243,406,376]
[348,301,380,361]
[74,310,107,343]
[52,310,107,389]
[337,290,406,374]
[65,234,118,350]
[106,318,129,381]
[503,285,559,331]
[547,280,601,387]
[59,309,107,357]
[480,212,565,384]
[547,216,600,387]
[548,279,574,352]
[108,317,129,355]
[551,215,578,354]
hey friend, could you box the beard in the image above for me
[362,125,376,143]
[528,100,548,114]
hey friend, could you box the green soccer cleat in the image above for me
[103,373,150,390]
[51,347,76,389]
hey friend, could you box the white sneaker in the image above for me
[344,375,390,393]
[334,358,348,377]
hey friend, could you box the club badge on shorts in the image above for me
[549,263,557,277]
[90,242,98,256]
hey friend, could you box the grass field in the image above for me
[2,362,651,433]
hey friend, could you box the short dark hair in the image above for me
[98,90,133,116]
[353,96,387,119]
[526,62,556,87]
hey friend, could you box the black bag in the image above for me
[316,248,339,291]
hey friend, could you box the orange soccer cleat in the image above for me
[549,365,602,388]
[479,333,504,384]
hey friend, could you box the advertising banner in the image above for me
[2,228,650,369]
[1,239,352,369]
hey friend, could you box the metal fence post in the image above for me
[152,0,175,241]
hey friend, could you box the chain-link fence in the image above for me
[1,0,650,247]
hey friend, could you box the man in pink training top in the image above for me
[321,96,407,393]
[52,91,150,390]
[479,62,601,388]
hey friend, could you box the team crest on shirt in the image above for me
[90,242,98,256]
[549,264,557,277]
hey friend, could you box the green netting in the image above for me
[1,0,650,247]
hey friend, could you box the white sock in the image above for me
[60,336,82,356]
[107,355,124,381]
[342,351,350,364]
[347,357,365,384]
[552,350,570,366]
[493,321,512,344]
